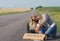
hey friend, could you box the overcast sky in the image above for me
[0,0,60,8]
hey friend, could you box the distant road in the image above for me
[0,10,60,41]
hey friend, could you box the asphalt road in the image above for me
[0,10,60,41]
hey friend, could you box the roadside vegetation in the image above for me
[36,6,60,32]
[0,8,31,15]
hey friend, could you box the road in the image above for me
[0,10,60,41]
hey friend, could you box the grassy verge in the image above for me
[0,8,32,15]
[36,7,60,32]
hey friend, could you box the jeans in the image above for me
[39,23,57,37]
[45,23,57,37]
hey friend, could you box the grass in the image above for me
[0,8,31,15]
[36,7,60,32]
[0,10,31,15]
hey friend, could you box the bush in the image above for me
[36,6,42,9]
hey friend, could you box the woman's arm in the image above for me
[39,14,47,27]
[35,14,47,32]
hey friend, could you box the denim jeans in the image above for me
[45,23,57,37]
[39,23,57,37]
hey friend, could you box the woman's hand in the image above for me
[35,23,41,32]
[35,27,40,32]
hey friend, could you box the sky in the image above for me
[0,0,60,8]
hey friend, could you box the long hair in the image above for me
[29,14,42,30]
[29,14,37,30]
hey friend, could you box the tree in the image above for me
[36,6,42,9]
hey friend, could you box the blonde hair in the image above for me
[29,14,36,30]
[29,14,42,30]
[29,21,37,30]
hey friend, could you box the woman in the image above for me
[27,14,57,38]
[35,14,57,38]
[27,14,44,33]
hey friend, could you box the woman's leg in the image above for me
[39,26,46,34]
[45,23,57,37]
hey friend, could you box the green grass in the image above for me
[36,7,60,32]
